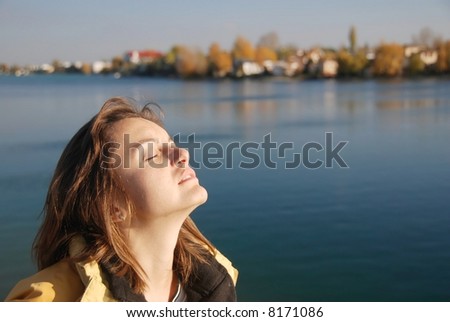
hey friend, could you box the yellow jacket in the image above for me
[5,237,238,302]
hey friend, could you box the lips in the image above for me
[178,167,197,184]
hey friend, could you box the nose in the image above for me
[173,147,189,167]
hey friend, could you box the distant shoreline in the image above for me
[2,73,449,83]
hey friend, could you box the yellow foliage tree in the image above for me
[435,40,450,73]
[165,46,179,66]
[373,43,404,77]
[208,43,232,77]
[255,46,278,65]
[81,63,92,75]
[52,59,64,73]
[175,46,195,77]
[232,36,255,61]
[0,63,9,74]
[209,43,220,59]
[175,46,208,78]
[196,51,208,76]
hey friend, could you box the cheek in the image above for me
[126,175,152,202]
[124,172,174,214]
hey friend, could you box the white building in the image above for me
[420,50,438,66]
[92,61,111,74]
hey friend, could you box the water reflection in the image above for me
[376,98,445,109]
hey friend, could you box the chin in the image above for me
[196,185,208,205]
[183,191,208,216]
[184,185,208,213]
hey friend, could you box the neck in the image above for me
[125,213,186,301]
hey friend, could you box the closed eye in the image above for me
[145,154,158,162]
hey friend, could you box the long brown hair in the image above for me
[33,97,214,293]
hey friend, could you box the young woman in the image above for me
[6,97,238,302]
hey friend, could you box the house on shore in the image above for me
[404,45,438,68]
[125,50,163,64]
[233,60,264,77]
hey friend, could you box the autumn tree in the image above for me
[111,56,124,73]
[175,46,208,78]
[195,51,208,76]
[435,40,450,73]
[255,46,278,65]
[52,59,65,73]
[0,63,9,74]
[208,42,232,77]
[9,65,21,75]
[81,63,92,75]
[175,46,195,77]
[209,43,220,59]
[232,36,255,61]
[372,43,404,77]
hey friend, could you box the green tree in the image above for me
[277,45,298,61]
[164,46,181,68]
[372,43,404,77]
[157,46,181,76]
[336,48,367,77]
[407,53,425,75]
[349,26,357,54]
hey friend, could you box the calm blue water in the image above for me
[1,75,449,301]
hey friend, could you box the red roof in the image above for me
[126,50,163,59]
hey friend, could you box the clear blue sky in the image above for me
[1,0,449,65]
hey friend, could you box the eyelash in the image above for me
[144,143,175,162]
[145,154,157,162]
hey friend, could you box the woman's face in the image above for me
[108,117,207,223]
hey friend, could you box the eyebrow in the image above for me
[136,135,174,145]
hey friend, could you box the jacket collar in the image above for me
[69,236,117,302]
[68,236,237,302]
[100,262,146,302]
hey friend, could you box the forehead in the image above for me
[108,117,169,143]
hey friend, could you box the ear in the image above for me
[112,205,127,223]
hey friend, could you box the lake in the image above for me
[0,75,449,301]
